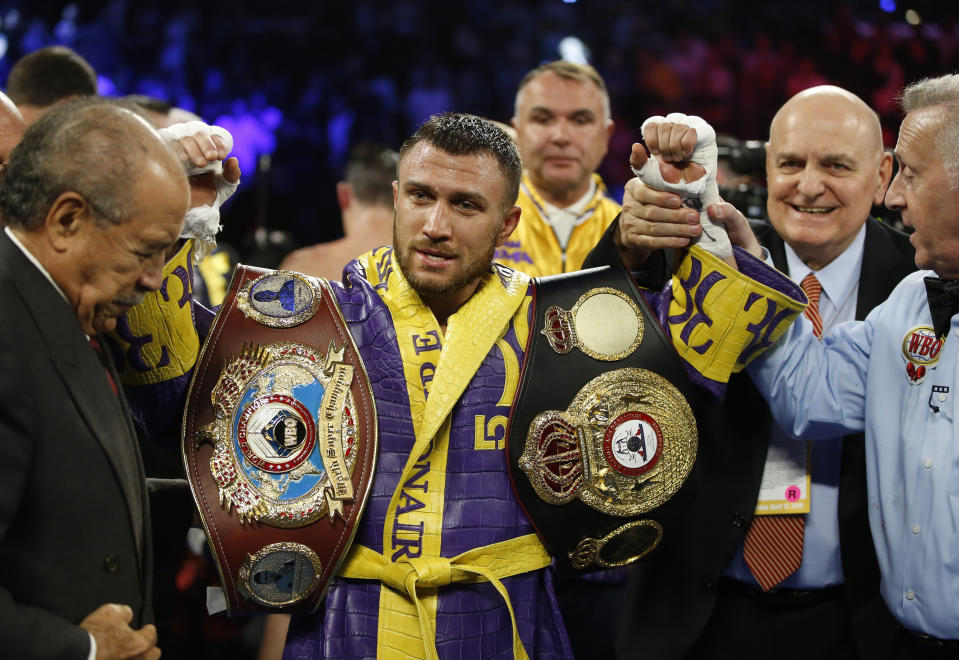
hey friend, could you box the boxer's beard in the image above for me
[393,220,497,299]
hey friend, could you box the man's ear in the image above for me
[44,191,91,251]
[496,205,521,246]
[874,152,894,206]
[392,180,399,208]
[336,181,353,211]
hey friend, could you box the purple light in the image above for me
[879,0,896,12]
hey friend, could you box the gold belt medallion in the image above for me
[519,367,696,517]
[541,287,645,361]
[196,341,359,527]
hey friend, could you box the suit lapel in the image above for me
[856,218,911,320]
[0,232,146,562]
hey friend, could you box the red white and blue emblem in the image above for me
[901,325,943,384]
[236,395,316,473]
[603,411,663,476]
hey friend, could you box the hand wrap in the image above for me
[159,121,239,260]
[632,113,731,260]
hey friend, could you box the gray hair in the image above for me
[0,97,174,229]
[901,74,959,189]
[514,60,611,122]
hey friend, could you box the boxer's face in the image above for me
[392,142,519,320]
[766,96,890,270]
[886,106,959,278]
[512,72,613,205]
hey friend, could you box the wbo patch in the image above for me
[902,325,943,384]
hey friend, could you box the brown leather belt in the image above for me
[183,266,377,615]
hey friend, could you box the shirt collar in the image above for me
[4,226,70,304]
[783,222,866,307]
[540,177,597,217]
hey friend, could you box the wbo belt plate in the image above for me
[197,341,359,527]
[237,542,323,608]
[519,367,696,518]
[541,287,644,361]
[237,270,322,328]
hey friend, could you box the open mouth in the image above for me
[415,247,456,267]
[790,205,835,215]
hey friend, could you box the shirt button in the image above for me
[103,554,119,573]
[924,459,933,468]
[906,590,915,600]
[913,525,921,534]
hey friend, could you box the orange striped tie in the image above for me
[800,273,823,339]
[743,514,805,591]
[742,273,821,590]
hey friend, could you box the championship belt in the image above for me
[507,265,697,575]
[183,266,377,614]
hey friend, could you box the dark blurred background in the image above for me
[2,0,956,267]
[4,1,957,657]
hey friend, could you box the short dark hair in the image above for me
[0,97,170,230]
[122,94,173,116]
[7,46,98,107]
[399,113,522,209]
[344,142,397,207]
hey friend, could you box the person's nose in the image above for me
[550,118,571,146]
[796,164,826,198]
[422,203,453,241]
[885,170,906,211]
[137,252,166,291]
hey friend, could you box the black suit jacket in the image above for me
[586,217,915,660]
[0,230,153,659]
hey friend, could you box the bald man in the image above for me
[606,87,916,660]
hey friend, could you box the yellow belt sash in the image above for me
[340,249,546,660]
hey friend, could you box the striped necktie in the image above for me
[800,273,824,339]
[742,273,822,591]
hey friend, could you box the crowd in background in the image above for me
[1,0,958,265]
[3,2,959,658]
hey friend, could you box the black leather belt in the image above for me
[907,630,959,660]
[506,265,699,576]
[719,577,844,609]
